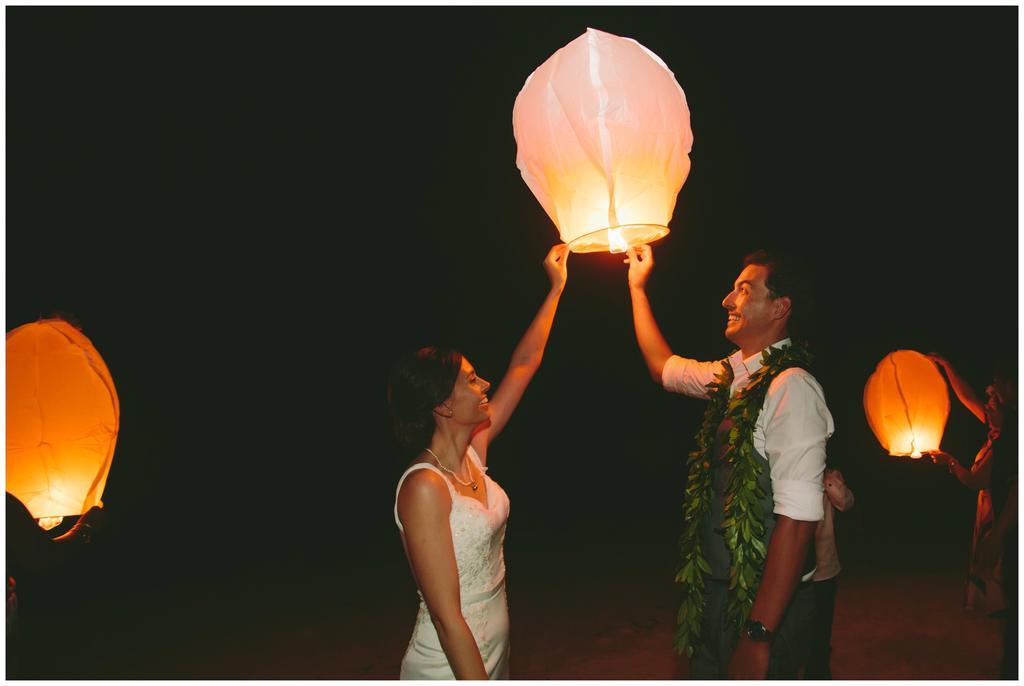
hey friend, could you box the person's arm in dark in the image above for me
[929,450,992,491]
[824,468,855,512]
[927,353,986,423]
[7,493,104,573]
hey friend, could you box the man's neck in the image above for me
[738,333,790,361]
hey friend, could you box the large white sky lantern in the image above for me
[513,28,693,254]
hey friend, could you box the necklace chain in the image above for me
[424,448,479,491]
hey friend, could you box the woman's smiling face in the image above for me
[442,357,491,426]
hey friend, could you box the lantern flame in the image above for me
[607,228,629,253]
[37,516,64,531]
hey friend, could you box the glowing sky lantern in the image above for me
[513,28,693,254]
[6,319,119,529]
[864,350,949,458]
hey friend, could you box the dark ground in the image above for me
[12,532,1007,680]
[12,465,1008,679]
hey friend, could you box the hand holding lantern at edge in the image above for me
[823,468,847,504]
[53,505,108,545]
[926,450,965,480]
[543,243,570,292]
[824,467,845,487]
[927,450,956,467]
[625,244,654,290]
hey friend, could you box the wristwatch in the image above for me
[744,619,773,642]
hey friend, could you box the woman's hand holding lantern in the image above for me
[927,450,955,467]
[543,244,570,292]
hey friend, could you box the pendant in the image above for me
[471,482,479,491]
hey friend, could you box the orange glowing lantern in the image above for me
[6,319,119,529]
[513,28,693,254]
[863,350,949,458]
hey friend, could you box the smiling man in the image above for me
[625,246,832,679]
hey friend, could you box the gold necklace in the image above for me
[424,448,479,492]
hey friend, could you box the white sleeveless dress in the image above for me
[394,446,511,679]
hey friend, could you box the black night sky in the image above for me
[6,6,1018,679]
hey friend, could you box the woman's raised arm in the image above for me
[472,244,568,462]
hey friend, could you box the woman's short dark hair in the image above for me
[743,250,813,339]
[387,346,463,453]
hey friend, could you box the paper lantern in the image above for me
[513,28,693,253]
[6,319,119,529]
[864,350,949,458]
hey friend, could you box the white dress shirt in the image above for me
[662,338,833,523]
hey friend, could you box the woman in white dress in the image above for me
[387,244,568,679]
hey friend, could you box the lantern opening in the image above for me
[568,223,669,254]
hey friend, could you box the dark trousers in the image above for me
[690,579,816,679]
[805,576,838,679]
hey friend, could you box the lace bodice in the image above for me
[395,446,510,601]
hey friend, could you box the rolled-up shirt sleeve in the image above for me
[762,368,834,521]
[662,355,725,399]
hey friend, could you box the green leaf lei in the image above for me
[674,340,813,656]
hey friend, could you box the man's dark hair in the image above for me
[742,250,814,339]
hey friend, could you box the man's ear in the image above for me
[772,295,792,322]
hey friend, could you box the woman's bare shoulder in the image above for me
[398,465,451,512]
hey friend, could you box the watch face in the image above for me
[746,620,770,641]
